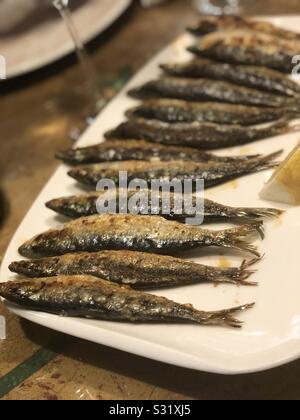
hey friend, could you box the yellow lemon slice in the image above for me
[260,142,300,205]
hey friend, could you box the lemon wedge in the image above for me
[260,143,300,205]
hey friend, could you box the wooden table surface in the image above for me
[1,0,300,400]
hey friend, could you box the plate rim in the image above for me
[3,0,132,79]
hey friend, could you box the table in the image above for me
[1,0,300,400]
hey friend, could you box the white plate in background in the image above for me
[0,0,132,79]
[1,16,300,374]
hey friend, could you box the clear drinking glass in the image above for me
[194,0,241,15]
[51,0,105,115]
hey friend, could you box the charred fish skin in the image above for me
[67,154,280,189]
[56,139,257,166]
[187,15,300,41]
[9,251,259,287]
[128,77,295,108]
[188,32,296,74]
[18,214,262,258]
[105,118,290,149]
[56,140,177,166]
[46,191,282,222]
[161,59,300,97]
[0,276,255,327]
[127,99,287,126]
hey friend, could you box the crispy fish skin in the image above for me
[56,139,259,166]
[9,251,259,287]
[18,214,262,258]
[67,155,280,189]
[46,191,283,223]
[128,77,296,108]
[105,118,290,149]
[127,99,286,126]
[0,276,255,327]
[161,59,300,97]
[188,15,300,41]
[188,31,297,73]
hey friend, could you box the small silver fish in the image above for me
[18,214,263,258]
[105,118,290,149]
[46,190,283,223]
[128,77,297,108]
[126,99,288,126]
[67,154,280,188]
[188,30,299,73]
[0,276,255,327]
[9,251,260,288]
[160,59,300,97]
[56,139,260,165]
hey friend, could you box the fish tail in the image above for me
[270,117,300,136]
[225,221,265,240]
[221,154,262,163]
[233,206,284,220]
[220,257,261,286]
[215,222,264,256]
[195,303,255,328]
[242,150,282,175]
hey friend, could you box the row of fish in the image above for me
[1,16,294,328]
[2,210,263,327]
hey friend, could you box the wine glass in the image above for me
[51,0,106,121]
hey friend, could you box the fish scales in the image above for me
[105,119,289,149]
[46,191,283,222]
[0,276,255,327]
[9,250,259,287]
[127,99,289,126]
[57,139,260,165]
[18,214,262,258]
[68,155,280,189]
[188,30,299,73]
[128,77,297,108]
[161,59,300,97]
[67,154,279,189]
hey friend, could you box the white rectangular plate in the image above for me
[1,16,300,375]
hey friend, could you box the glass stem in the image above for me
[56,3,105,112]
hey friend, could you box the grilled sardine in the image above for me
[188,31,298,73]
[56,139,260,165]
[9,251,259,287]
[46,190,282,222]
[18,214,263,258]
[105,118,291,149]
[68,154,280,189]
[0,276,255,327]
[128,77,297,108]
[127,99,288,126]
[161,59,300,97]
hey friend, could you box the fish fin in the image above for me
[233,206,284,220]
[200,303,255,328]
[235,257,262,286]
[225,221,265,240]
[217,222,264,256]
[242,151,282,176]
[228,257,261,286]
